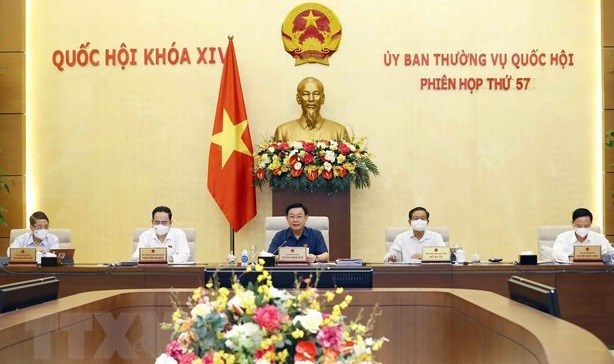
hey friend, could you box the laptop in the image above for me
[50,248,76,265]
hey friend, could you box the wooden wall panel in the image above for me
[605,48,614,110]
[0,114,24,175]
[0,176,24,238]
[604,111,614,172]
[604,173,614,235]
[0,0,25,52]
[604,0,614,47]
[0,53,24,113]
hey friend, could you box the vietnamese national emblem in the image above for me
[281,3,342,65]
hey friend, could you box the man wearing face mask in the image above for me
[384,206,445,262]
[131,206,190,263]
[7,211,60,256]
[552,208,613,262]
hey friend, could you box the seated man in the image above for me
[552,208,613,262]
[7,211,60,256]
[131,206,190,263]
[384,206,446,262]
[267,202,329,264]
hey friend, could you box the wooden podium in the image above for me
[272,190,350,260]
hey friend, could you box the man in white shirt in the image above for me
[384,206,446,262]
[131,206,191,263]
[552,208,613,262]
[7,211,59,256]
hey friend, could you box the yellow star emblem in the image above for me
[211,109,251,167]
[302,10,321,29]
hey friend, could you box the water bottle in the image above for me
[240,250,249,267]
[456,247,466,264]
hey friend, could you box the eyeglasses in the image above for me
[287,215,305,221]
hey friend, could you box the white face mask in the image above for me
[410,219,428,232]
[575,227,589,238]
[33,229,49,240]
[154,224,170,236]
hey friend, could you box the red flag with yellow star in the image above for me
[207,38,256,232]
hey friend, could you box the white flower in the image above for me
[292,309,323,333]
[323,162,333,171]
[329,141,338,150]
[289,149,298,157]
[191,303,211,319]
[293,162,302,170]
[227,290,255,310]
[269,287,292,302]
[155,354,178,364]
[324,150,336,162]
[365,337,374,346]
[225,322,262,350]
[348,143,356,152]
[255,359,273,364]
[267,146,276,153]
[316,141,327,149]
[292,141,304,149]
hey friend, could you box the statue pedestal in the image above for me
[272,190,350,260]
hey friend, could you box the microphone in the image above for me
[271,240,288,256]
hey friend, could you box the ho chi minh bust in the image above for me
[273,77,350,142]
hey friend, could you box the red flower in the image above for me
[303,142,316,152]
[338,143,350,155]
[291,168,303,177]
[178,352,198,364]
[302,153,315,164]
[317,324,343,351]
[253,304,283,333]
[295,340,317,362]
[165,340,183,360]
[256,168,265,180]
[306,170,318,181]
[340,340,354,355]
[289,154,299,165]
[255,344,275,360]
[278,142,290,150]
[202,353,214,364]
[336,167,347,177]
[322,170,333,180]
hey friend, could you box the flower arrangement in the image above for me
[253,137,379,194]
[156,262,387,364]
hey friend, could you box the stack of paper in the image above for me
[335,258,364,266]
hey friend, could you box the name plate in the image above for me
[573,245,601,262]
[9,248,37,264]
[278,246,308,262]
[139,247,167,263]
[422,246,451,263]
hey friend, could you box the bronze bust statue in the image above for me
[274,77,350,141]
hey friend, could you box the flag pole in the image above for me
[230,227,235,254]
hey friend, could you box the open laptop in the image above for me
[50,248,75,265]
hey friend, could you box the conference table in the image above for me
[1,262,613,347]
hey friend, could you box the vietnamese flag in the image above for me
[207,37,256,232]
